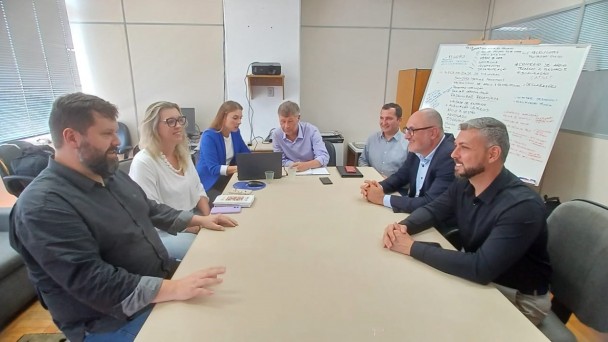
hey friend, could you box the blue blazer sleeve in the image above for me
[198,130,224,176]
[196,130,225,189]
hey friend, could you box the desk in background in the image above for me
[248,141,274,152]
[321,133,345,166]
[347,142,364,166]
[188,136,200,164]
[137,167,547,342]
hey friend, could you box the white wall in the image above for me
[541,131,608,203]
[300,0,487,145]
[67,0,489,148]
[223,0,300,143]
[64,0,608,206]
[65,0,225,143]
[491,0,608,205]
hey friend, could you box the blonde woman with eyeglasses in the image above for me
[130,101,211,259]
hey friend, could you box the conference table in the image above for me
[136,167,548,341]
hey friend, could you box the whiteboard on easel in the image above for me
[421,44,590,185]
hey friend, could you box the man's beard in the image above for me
[78,139,119,178]
[455,163,485,179]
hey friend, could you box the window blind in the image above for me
[490,0,608,72]
[490,7,580,44]
[579,1,608,71]
[0,0,80,143]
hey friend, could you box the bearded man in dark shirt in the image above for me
[10,93,237,342]
[383,117,551,325]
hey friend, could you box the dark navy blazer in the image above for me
[379,133,455,213]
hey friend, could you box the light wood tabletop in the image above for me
[136,167,548,341]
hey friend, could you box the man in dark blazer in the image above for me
[360,108,455,213]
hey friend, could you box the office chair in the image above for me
[324,140,336,167]
[132,145,141,157]
[117,122,133,159]
[442,228,462,251]
[0,142,36,197]
[538,199,608,341]
[117,158,133,174]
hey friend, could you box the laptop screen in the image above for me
[236,152,282,180]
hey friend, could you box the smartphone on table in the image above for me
[319,177,333,185]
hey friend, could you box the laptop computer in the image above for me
[236,152,283,180]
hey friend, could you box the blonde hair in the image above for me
[209,101,243,131]
[139,101,191,170]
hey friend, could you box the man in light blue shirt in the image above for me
[358,103,409,177]
[272,101,329,171]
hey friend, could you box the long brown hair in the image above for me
[209,101,243,131]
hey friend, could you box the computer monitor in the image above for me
[181,107,198,138]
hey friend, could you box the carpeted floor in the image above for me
[17,333,66,342]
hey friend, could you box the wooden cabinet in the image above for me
[246,75,285,99]
[395,69,431,130]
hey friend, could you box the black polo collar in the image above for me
[465,167,512,204]
[47,158,114,192]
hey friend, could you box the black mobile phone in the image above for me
[319,177,333,185]
[247,180,265,188]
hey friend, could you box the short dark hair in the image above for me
[459,117,510,162]
[381,103,403,119]
[49,92,118,148]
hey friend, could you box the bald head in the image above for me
[404,108,445,156]
[414,108,444,133]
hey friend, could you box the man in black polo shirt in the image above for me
[382,117,551,325]
[10,93,237,342]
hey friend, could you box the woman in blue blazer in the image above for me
[196,101,250,202]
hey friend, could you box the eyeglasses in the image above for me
[162,116,187,128]
[404,126,434,136]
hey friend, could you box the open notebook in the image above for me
[296,167,330,176]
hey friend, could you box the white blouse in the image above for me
[129,149,207,211]
[220,134,234,176]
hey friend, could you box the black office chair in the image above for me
[324,140,336,167]
[442,228,462,251]
[537,199,608,341]
[117,122,133,159]
[117,158,133,174]
[0,142,36,197]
